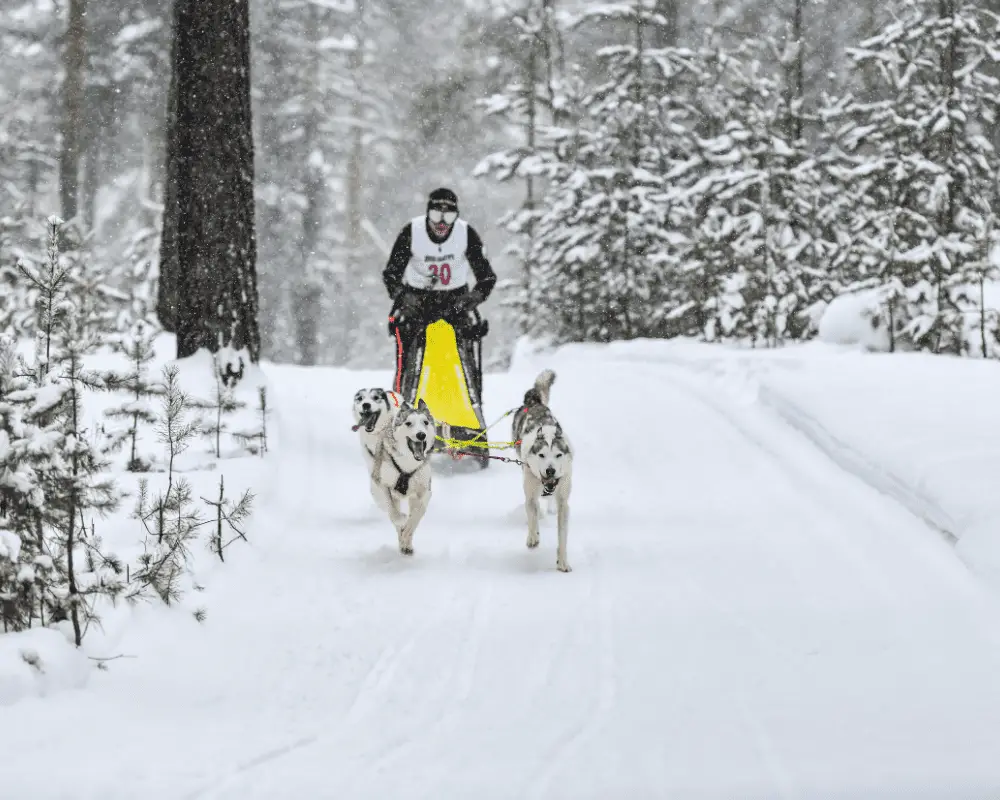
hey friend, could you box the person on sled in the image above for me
[383,187,497,403]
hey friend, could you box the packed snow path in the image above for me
[8,352,1000,799]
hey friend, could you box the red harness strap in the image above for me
[390,316,404,395]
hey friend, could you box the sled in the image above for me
[390,309,490,470]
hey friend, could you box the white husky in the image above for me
[511,369,573,572]
[370,399,436,555]
[352,388,402,509]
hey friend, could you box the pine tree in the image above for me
[104,321,163,472]
[162,0,260,366]
[475,0,568,335]
[831,1,1000,353]
[0,334,51,633]
[193,372,248,460]
[528,1,679,343]
[6,218,126,645]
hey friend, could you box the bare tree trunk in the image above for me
[792,0,804,142]
[523,21,538,335]
[171,0,260,364]
[342,0,366,366]
[157,6,181,333]
[59,0,87,224]
[297,2,323,366]
[650,0,678,48]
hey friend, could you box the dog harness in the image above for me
[389,454,416,495]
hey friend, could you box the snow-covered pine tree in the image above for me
[0,334,52,633]
[831,1,1000,353]
[474,0,569,335]
[527,0,678,343]
[128,364,202,606]
[11,218,126,645]
[194,372,248,460]
[104,320,163,472]
[670,35,825,346]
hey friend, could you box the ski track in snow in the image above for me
[6,354,1000,799]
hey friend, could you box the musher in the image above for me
[383,187,497,401]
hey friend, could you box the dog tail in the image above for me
[533,369,556,406]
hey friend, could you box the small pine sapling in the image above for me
[194,372,247,459]
[43,311,125,645]
[104,321,163,471]
[127,364,202,606]
[232,385,269,456]
[129,477,203,606]
[203,475,254,562]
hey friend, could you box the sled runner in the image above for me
[389,305,491,470]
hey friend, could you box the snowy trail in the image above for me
[5,355,1000,799]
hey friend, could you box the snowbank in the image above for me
[816,289,898,351]
[1,331,269,706]
[0,628,89,706]
[540,336,1000,592]
[815,282,1000,355]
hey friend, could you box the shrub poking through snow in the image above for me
[128,365,202,605]
[232,385,269,457]
[193,372,247,459]
[104,320,163,471]
[203,475,253,563]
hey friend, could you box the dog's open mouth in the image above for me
[408,437,428,461]
[357,410,380,433]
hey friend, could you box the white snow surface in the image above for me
[4,339,1000,798]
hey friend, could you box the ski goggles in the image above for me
[428,208,458,224]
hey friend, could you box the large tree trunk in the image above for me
[59,0,87,224]
[649,0,678,48]
[157,7,180,333]
[296,2,323,367]
[341,0,366,366]
[169,0,260,364]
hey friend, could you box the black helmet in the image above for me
[427,187,458,211]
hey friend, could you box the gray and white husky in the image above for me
[352,387,403,510]
[512,369,573,572]
[370,399,436,555]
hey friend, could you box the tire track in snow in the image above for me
[663,367,906,606]
[680,573,799,800]
[522,551,617,800]
[347,581,496,794]
[184,584,460,800]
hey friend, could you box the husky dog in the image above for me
[352,388,402,509]
[512,369,573,572]
[370,399,436,555]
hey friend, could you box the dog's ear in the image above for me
[416,398,429,414]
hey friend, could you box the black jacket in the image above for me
[382,219,497,301]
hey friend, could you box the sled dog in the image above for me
[370,399,436,555]
[352,387,402,509]
[512,369,573,572]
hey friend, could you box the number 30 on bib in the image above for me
[429,263,452,286]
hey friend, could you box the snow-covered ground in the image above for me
[5,338,1000,799]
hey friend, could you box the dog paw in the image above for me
[400,545,414,556]
[556,560,572,573]
[527,534,540,549]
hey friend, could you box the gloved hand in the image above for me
[395,290,420,316]
[457,289,484,312]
